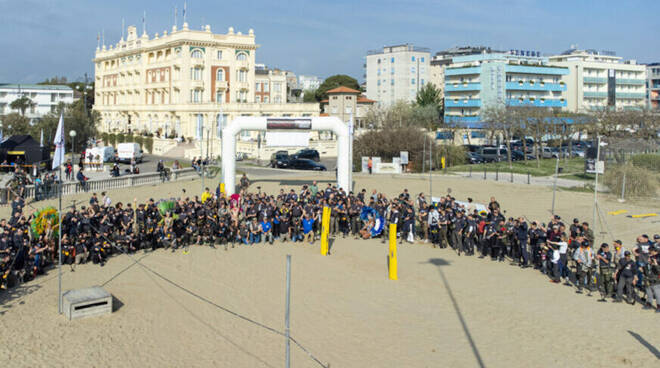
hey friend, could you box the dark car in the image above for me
[466,152,485,164]
[289,158,326,171]
[462,144,481,153]
[511,150,535,161]
[291,149,320,162]
[270,150,290,168]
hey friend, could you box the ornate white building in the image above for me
[93,23,318,139]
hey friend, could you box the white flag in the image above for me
[52,114,65,170]
[40,128,44,147]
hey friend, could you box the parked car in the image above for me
[511,150,535,161]
[291,149,320,162]
[541,147,556,159]
[462,144,481,153]
[116,143,143,163]
[270,150,290,168]
[478,147,508,162]
[289,158,326,171]
[466,152,485,164]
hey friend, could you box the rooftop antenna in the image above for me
[142,11,147,36]
[121,18,125,40]
[97,32,100,49]
[183,1,187,24]
[174,5,178,27]
[102,28,105,47]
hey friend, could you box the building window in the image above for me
[274,82,282,90]
[391,67,394,74]
[377,80,381,86]
[191,67,203,80]
[236,52,247,61]
[411,79,415,84]
[391,57,395,63]
[217,50,223,59]
[255,96,261,103]
[216,68,224,81]
[191,49,203,58]
[411,67,415,74]
[421,57,425,62]
[264,96,269,103]
[263,82,269,92]
[216,91,224,102]
[412,56,415,61]
[191,89,202,103]
[274,96,281,103]
[421,79,425,85]
[391,79,394,85]
[237,69,247,82]
[255,82,261,92]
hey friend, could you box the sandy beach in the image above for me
[1,172,658,367]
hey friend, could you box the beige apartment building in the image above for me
[548,49,647,112]
[93,23,318,139]
[320,86,376,128]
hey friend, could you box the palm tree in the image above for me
[10,96,36,116]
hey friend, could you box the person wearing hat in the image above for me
[614,251,638,303]
[596,243,615,300]
[641,246,660,312]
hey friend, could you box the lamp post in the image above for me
[69,130,77,171]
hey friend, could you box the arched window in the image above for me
[191,49,203,58]
[236,52,247,61]
[216,68,224,81]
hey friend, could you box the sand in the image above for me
[1,172,659,368]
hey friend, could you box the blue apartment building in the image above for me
[444,53,569,126]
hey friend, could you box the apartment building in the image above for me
[646,63,660,110]
[365,44,430,106]
[444,53,568,124]
[548,49,647,112]
[0,84,74,119]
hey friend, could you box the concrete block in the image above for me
[62,286,113,320]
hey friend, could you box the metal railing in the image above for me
[0,168,199,205]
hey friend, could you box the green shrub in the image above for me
[117,133,125,144]
[134,135,144,148]
[631,154,660,171]
[107,134,117,147]
[434,145,466,168]
[604,164,657,198]
[144,137,154,153]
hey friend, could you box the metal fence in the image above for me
[0,168,199,205]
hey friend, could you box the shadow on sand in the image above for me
[423,258,486,368]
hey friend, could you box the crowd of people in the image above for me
[0,176,658,313]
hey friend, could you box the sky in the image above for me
[0,0,658,84]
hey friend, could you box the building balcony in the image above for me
[444,115,480,123]
[506,98,566,107]
[505,81,566,91]
[190,80,204,89]
[215,80,228,89]
[583,77,607,84]
[583,91,607,98]
[504,65,568,75]
[445,66,481,76]
[445,82,481,91]
[615,92,645,99]
[615,78,645,85]
[236,81,250,90]
[445,99,481,107]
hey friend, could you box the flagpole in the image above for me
[58,163,63,314]
[53,114,65,315]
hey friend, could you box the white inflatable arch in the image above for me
[222,116,350,195]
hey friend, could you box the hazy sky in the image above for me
[1,0,658,84]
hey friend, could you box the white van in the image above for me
[87,146,115,163]
[117,143,143,163]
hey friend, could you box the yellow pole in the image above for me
[320,206,329,255]
[388,223,397,280]
[441,156,446,169]
[220,182,225,195]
